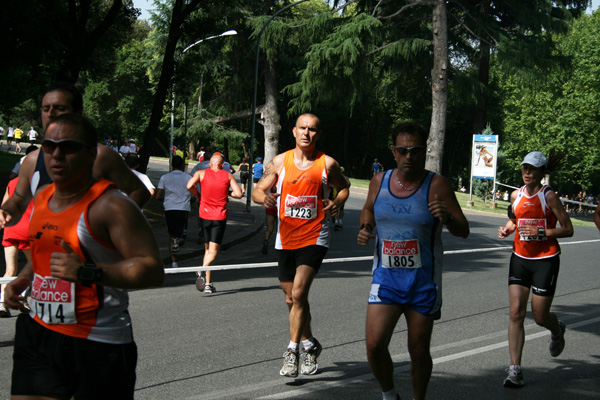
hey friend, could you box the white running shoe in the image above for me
[280,350,299,377]
[300,338,322,375]
[503,365,524,388]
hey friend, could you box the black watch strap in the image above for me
[537,228,546,237]
[77,263,103,287]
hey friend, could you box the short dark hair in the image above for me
[172,155,184,169]
[26,145,38,155]
[46,114,97,146]
[124,153,139,169]
[43,82,84,113]
[391,122,428,146]
[296,113,321,130]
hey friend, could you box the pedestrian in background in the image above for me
[155,155,192,269]
[13,127,23,153]
[372,158,384,176]
[237,157,250,196]
[253,157,264,184]
[28,127,38,144]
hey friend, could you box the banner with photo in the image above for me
[471,134,498,179]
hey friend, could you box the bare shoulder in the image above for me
[92,188,138,217]
[94,144,124,177]
[324,154,340,169]
[271,153,285,167]
[20,148,40,175]
[429,173,452,192]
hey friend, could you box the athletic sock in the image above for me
[302,337,315,350]
[287,342,299,352]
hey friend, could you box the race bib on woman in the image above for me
[381,239,422,268]
[30,274,76,324]
[517,218,547,241]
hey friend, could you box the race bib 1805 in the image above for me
[381,239,422,268]
[284,194,317,219]
[30,274,76,324]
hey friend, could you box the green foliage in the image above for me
[82,20,154,145]
[497,10,600,194]
[472,178,492,203]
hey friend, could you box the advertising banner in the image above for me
[471,134,498,179]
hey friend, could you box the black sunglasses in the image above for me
[394,145,425,156]
[42,139,91,154]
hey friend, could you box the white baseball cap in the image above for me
[521,151,548,168]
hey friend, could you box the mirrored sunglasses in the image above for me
[394,145,425,156]
[42,139,91,154]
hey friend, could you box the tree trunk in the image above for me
[472,1,491,135]
[138,0,202,173]
[262,61,281,165]
[426,0,448,175]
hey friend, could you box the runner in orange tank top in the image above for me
[498,151,573,388]
[252,113,349,378]
[3,114,163,399]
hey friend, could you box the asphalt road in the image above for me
[0,186,599,399]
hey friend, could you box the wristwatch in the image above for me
[78,263,103,287]
[537,228,546,238]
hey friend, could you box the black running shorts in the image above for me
[165,210,188,239]
[12,314,137,399]
[201,219,227,245]
[508,253,560,296]
[277,245,328,282]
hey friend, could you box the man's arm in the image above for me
[594,204,600,232]
[0,149,37,227]
[93,145,151,208]
[324,156,349,216]
[252,155,284,207]
[228,173,243,198]
[49,191,164,289]
[357,173,381,246]
[186,170,204,191]
[3,263,33,312]
[428,175,469,238]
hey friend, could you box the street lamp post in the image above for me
[170,29,237,170]
[245,0,309,212]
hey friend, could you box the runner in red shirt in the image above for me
[187,153,242,293]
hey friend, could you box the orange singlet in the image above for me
[275,150,330,250]
[28,179,133,344]
[512,185,560,260]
